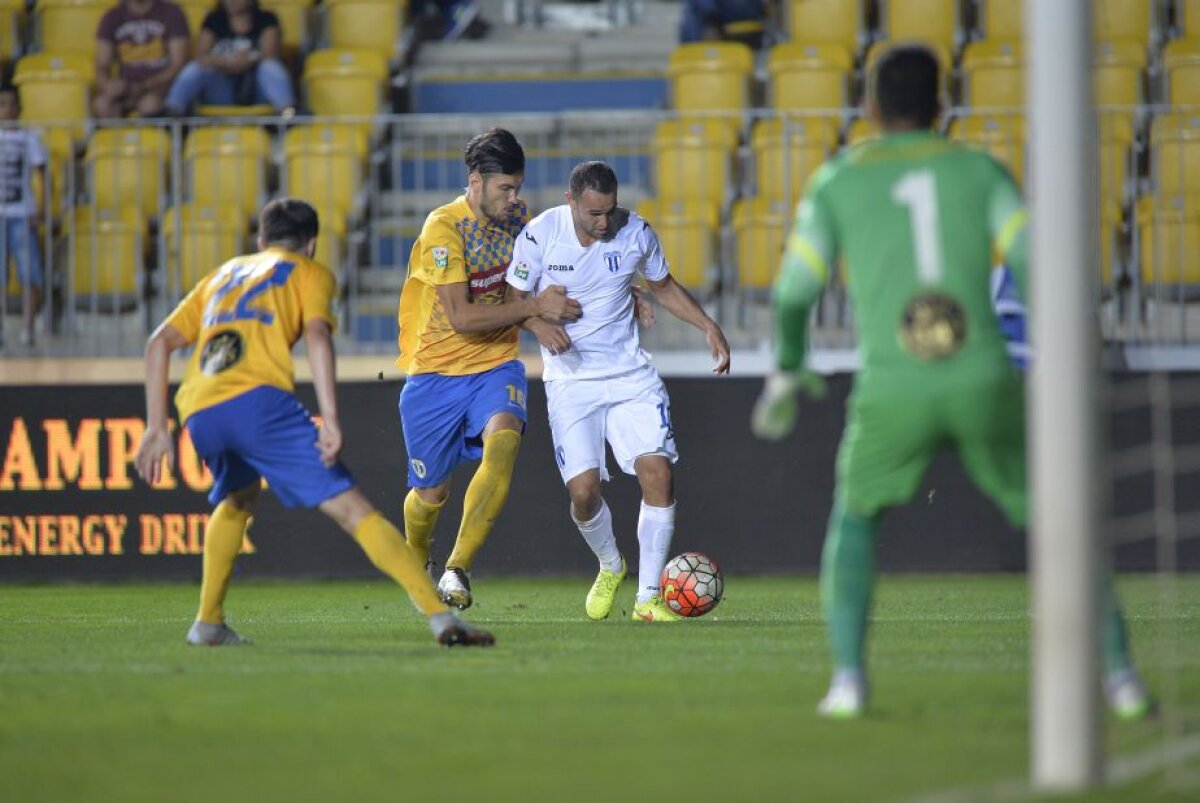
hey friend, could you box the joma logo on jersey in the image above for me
[604,252,621,273]
[547,264,574,272]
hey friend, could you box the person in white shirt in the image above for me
[0,86,47,349]
[506,161,730,622]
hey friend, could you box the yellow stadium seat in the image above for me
[68,204,145,302]
[37,0,109,58]
[978,0,1022,39]
[0,0,24,64]
[30,126,73,219]
[845,117,879,146]
[1093,39,1146,111]
[961,39,1024,109]
[1164,38,1200,108]
[283,125,365,221]
[185,126,270,220]
[635,198,720,291]
[302,48,387,120]
[767,43,852,112]
[325,0,403,64]
[651,118,738,207]
[310,206,347,272]
[881,0,961,52]
[732,197,792,292]
[1094,0,1159,43]
[1181,0,1200,36]
[1137,195,1200,291]
[161,203,246,294]
[667,41,754,122]
[786,0,863,52]
[750,116,839,204]
[1151,113,1200,199]
[949,113,1027,187]
[174,0,211,47]
[1099,114,1135,206]
[263,0,313,66]
[86,127,171,219]
[14,53,92,141]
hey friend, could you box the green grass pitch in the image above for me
[2,575,1198,803]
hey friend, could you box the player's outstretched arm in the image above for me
[645,274,730,374]
[437,282,580,333]
[508,287,572,355]
[304,318,343,467]
[134,323,189,484]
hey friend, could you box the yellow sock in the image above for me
[447,429,520,572]
[403,489,444,570]
[197,501,251,624]
[353,512,447,616]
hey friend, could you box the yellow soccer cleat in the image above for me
[631,596,683,622]
[585,558,627,621]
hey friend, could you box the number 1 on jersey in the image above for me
[891,170,943,285]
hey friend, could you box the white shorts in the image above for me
[545,364,679,483]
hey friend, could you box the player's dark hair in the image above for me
[872,45,940,129]
[568,161,618,198]
[259,198,319,250]
[464,128,525,177]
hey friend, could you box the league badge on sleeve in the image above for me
[514,261,530,282]
[432,246,449,269]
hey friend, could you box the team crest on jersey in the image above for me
[432,246,449,269]
[604,251,621,273]
[199,331,243,375]
[514,261,529,281]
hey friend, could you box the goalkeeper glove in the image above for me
[751,370,826,441]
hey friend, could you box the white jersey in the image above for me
[0,127,46,217]
[507,205,668,381]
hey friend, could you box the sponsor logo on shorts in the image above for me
[199,330,243,375]
[432,246,449,269]
[410,459,427,479]
[604,251,621,273]
[513,261,530,281]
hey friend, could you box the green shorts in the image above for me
[835,374,1027,525]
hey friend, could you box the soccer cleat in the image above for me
[186,621,250,646]
[585,558,627,620]
[630,596,682,622]
[429,612,495,648]
[437,567,473,610]
[817,672,867,719]
[1106,669,1154,721]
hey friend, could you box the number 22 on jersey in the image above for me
[891,170,944,285]
[203,260,297,327]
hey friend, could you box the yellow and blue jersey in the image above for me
[396,195,529,376]
[166,246,338,423]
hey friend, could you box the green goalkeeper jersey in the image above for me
[779,129,1029,393]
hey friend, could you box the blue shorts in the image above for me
[2,217,42,286]
[399,359,527,488]
[186,386,355,508]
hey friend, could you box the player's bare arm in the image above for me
[646,274,730,374]
[436,282,580,333]
[134,322,190,484]
[632,284,656,329]
[304,318,343,468]
[509,287,572,355]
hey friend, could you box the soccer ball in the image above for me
[660,552,723,617]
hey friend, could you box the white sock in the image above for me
[573,499,622,573]
[636,500,675,603]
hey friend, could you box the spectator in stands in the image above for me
[94,0,191,118]
[0,86,46,349]
[165,0,296,117]
[680,0,768,48]
[411,0,489,42]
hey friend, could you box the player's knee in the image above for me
[415,482,451,506]
[635,457,673,504]
[224,483,261,512]
[569,489,602,521]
